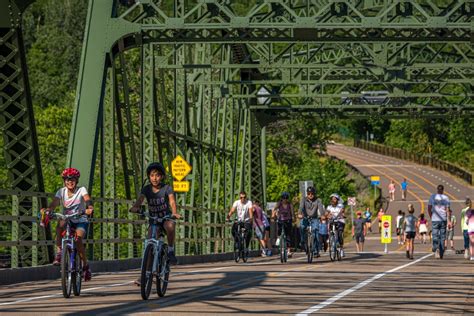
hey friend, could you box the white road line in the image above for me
[295,253,433,315]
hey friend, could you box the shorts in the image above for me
[255,225,269,240]
[355,233,365,243]
[71,222,88,233]
[447,230,454,240]
[405,231,416,239]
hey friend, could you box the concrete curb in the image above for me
[0,251,260,285]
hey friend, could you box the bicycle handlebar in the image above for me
[140,212,177,223]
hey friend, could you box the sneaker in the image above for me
[435,249,440,259]
[83,264,92,281]
[168,250,178,265]
[53,252,61,266]
[464,250,470,259]
[340,249,345,257]
[410,255,414,260]
[287,250,293,258]
[261,249,267,257]
[406,251,410,259]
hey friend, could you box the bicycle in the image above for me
[303,217,315,264]
[44,212,85,298]
[277,220,288,263]
[329,219,342,262]
[231,220,249,263]
[139,212,175,300]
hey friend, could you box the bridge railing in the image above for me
[354,140,473,185]
[0,189,260,268]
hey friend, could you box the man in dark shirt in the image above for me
[352,211,367,253]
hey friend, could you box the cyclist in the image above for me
[298,187,325,257]
[461,198,472,259]
[272,192,294,257]
[427,184,452,259]
[41,168,93,281]
[227,191,253,256]
[326,193,346,257]
[130,162,181,266]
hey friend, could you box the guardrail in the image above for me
[0,189,261,268]
[354,139,473,185]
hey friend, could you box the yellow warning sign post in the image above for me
[171,155,192,192]
[381,215,392,253]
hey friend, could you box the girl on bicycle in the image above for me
[272,192,294,257]
[130,162,181,266]
[326,193,346,257]
[41,168,93,281]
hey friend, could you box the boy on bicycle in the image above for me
[41,168,93,281]
[130,162,181,265]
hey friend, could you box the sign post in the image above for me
[171,155,192,192]
[370,176,380,209]
[381,215,392,253]
[348,197,356,226]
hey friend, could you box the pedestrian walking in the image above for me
[252,200,271,257]
[377,208,385,233]
[461,198,472,259]
[401,178,408,201]
[364,207,372,233]
[418,213,429,244]
[428,184,452,259]
[318,216,329,252]
[465,207,474,261]
[352,211,367,253]
[396,210,403,245]
[445,213,456,251]
[388,180,396,201]
[403,206,418,260]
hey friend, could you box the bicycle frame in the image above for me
[143,222,166,276]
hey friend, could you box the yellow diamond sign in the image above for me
[171,155,192,181]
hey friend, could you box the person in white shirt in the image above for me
[227,191,254,252]
[428,184,452,259]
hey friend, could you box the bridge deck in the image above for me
[0,144,472,315]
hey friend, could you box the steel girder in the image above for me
[0,0,52,267]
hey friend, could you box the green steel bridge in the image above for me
[0,0,473,268]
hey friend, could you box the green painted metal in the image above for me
[2,0,474,267]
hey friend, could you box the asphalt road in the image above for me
[0,144,472,315]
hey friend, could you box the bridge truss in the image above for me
[0,0,472,267]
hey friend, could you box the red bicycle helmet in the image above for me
[62,167,80,179]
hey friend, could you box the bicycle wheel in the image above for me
[329,234,336,262]
[61,246,72,298]
[280,233,287,263]
[233,239,240,263]
[241,233,248,263]
[156,245,170,297]
[140,244,154,300]
[72,250,82,296]
[307,233,313,264]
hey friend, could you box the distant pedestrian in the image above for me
[396,210,403,245]
[445,213,456,251]
[377,208,385,233]
[418,213,429,244]
[428,184,452,259]
[318,216,329,252]
[352,211,367,253]
[401,178,408,201]
[403,206,418,260]
[461,198,472,259]
[465,208,474,261]
[388,180,396,201]
[364,207,372,233]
